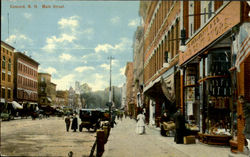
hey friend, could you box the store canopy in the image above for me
[12,101,23,109]
[161,75,175,103]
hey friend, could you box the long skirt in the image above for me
[136,126,145,134]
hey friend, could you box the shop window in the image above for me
[2,72,5,81]
[7,89,11,99]
[2,56,6,69]
[8,59,11,71]
[2,88,5,98]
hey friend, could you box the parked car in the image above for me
[79,109,103,132]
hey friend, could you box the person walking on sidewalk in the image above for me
[65,115,71,132]
[136,108,145,135]
[71,114,78,132]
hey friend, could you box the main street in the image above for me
[0,116,95,157]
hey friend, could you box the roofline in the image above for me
[1,41,15,50]
[15,52,40,65]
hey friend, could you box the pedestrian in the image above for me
[174,109,186,144]
[71,114,78,132]
[110,111,117,128]
[65,115,71,132]
[136,108,146,135]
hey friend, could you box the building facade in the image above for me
[38,73,56,108]
[179,1,249,152]
[14,52,39,106]
[1,41,15,110]
[132,26,145,119]
[125,62,135,118]
[140,1,181,126]
[55,90,68,108]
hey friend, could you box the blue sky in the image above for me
[1,0,140,91]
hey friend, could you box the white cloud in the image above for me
[88,74,108,91]
[39,67,57,75]
[58,16,80,31]
[128,18,140,27]
[24,13,32,19]
[94,38,132,53]
[52,74,75,90]
[59,53,72,61]
[100,64,110,70]
[120,66,126,75]
[110,16,120,24]
[95,44,113,53]
[74,66,95,72]
[43,34,76,52]
[5,33,33,49]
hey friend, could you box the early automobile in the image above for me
[79,109,103,132]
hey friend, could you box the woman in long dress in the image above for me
[136,109,145,134]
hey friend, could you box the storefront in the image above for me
[179,1,249,151]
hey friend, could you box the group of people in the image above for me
[64,114,78,132]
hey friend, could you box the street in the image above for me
[0,116,96,157]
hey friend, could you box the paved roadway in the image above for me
[0,116,95,157]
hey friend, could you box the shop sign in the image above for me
[179,1,241,65]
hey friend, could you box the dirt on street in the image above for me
[0,116,96,157]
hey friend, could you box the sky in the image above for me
[1,0,140,91]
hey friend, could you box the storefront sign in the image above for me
[179,2,241,65]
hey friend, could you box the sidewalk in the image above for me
[103,118,248,157]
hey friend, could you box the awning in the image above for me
[12,101,23,109]
[161,74,175,103]
[47,97,52,103]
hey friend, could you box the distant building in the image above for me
[121,83,126,110]
[56,90,68,108]
[1,41,15,107]
[14,52,39,106]
[68,86,74,109]
[38,73,56,108]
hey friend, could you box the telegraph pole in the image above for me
[108,56,114,103]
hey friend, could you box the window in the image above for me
[41,87,45,92]
[41,77,45,82]
[165,51,169,63]
[2,88,5,98]
[2,72,5,81]
[8,74,11,82]
[204,8,207,23]
[7,89,11,99]
[208,2,212,19]
[2,56,6,69]
[8,59,11,71]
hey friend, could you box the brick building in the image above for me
[132,26,144,119]
[38,73,57,108]
[14,52,39,107]
[140,1,181,126]
[178,1,249,152]
[125,62,135,118]
[1,41,15,109]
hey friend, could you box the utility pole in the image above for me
[108,56,114,103]
[108,56,114,123]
